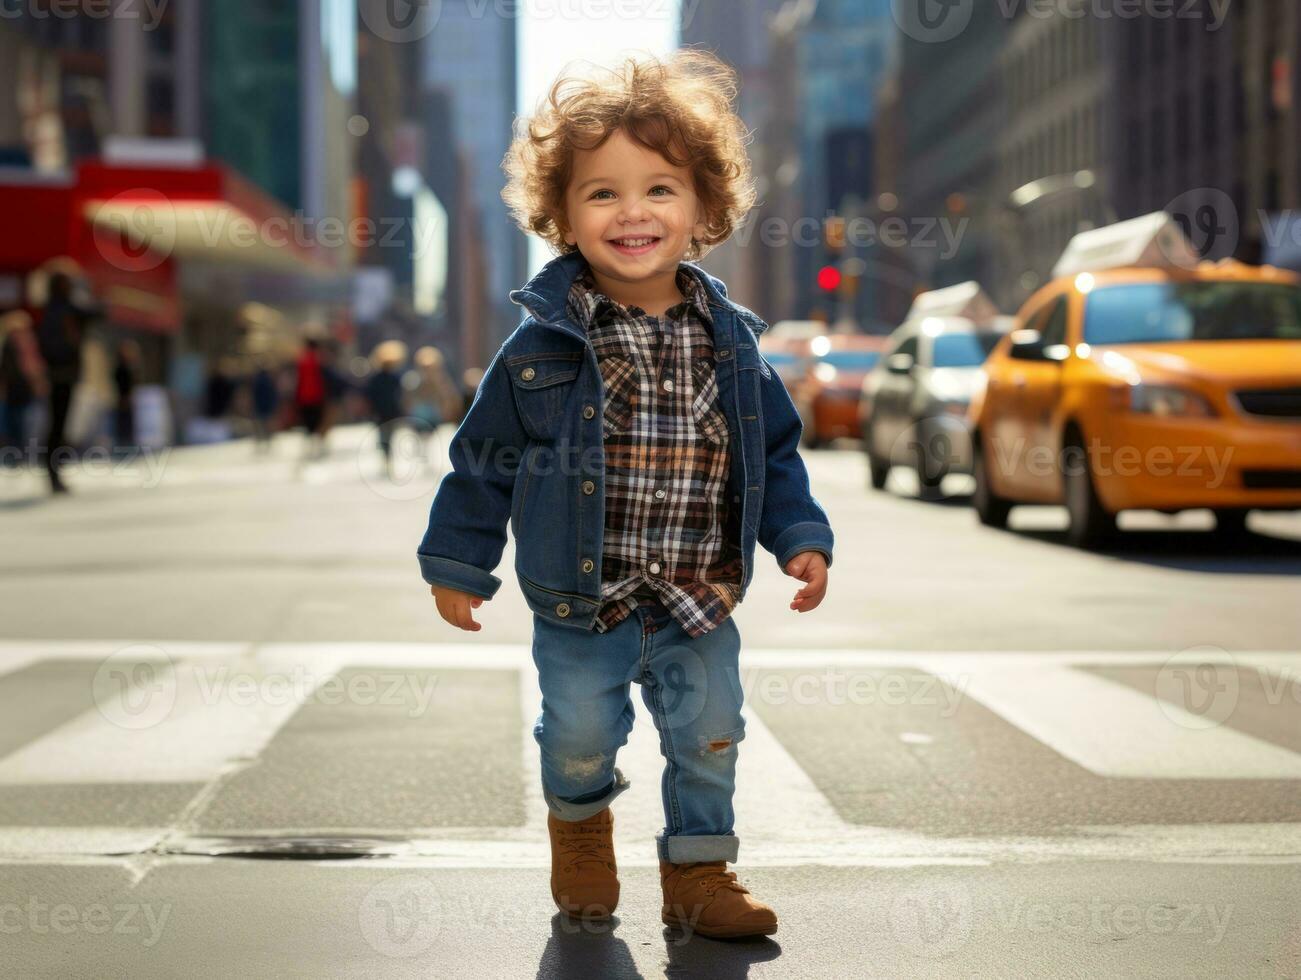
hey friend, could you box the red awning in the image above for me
[0,159,343,334]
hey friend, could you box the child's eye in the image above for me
[649,185,673,196]
[590,189,614,200]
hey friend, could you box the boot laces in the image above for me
[556,823,613,871]
[679,862,748,896]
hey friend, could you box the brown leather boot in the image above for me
[547,807,619,920]
[660,860,778,939]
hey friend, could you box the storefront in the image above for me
[0,158,351,446]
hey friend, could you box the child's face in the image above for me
[562,128,707,281]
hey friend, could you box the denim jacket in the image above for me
[416,249,834,630]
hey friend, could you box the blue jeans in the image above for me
[530,605,747,863]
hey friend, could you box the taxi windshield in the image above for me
[1083,281,1301,344]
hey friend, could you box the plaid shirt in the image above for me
[566,261,745,637]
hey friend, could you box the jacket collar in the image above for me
[567,261,714,330]
[509,248,762,344]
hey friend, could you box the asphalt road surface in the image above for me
[1,426,1298,978]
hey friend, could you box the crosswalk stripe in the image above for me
[0,642,1298,863]
[0,656,332,785]
[926,662,1301,779]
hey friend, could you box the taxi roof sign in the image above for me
[906,280,1000,324]
[1052,211,1199,278]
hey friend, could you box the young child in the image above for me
[417,50,833,940]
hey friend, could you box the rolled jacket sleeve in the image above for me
[755,355,834,572]
[416,343,528,599]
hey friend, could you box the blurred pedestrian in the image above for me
[365,340,408,476]
[318,341,349,450]
[294,338,327,461]
[0,311,47,466]
[35,272,92,494]
[111,339,140,458]
[408,346,460,472]
[250,355,281,455]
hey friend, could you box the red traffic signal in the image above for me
[817,265,841,291]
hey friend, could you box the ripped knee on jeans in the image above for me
[560,752,608,780]
[697,727,745,757]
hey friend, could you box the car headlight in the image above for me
[1129,383,1217,418]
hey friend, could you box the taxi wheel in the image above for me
[867,450,890,490]
[1062,434,1117,549]
[972,434,1012,528]
[914,442,948,501]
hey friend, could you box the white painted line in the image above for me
[0,827,169,858]
[0,657,333,785]
[9,823,1301,866]
[935,663,1301,779]
[0,640,250,664]
[5,640,1300,672]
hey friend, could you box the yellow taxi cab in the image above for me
[968,211,1301,547]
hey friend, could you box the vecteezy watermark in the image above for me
[1156,646,1239,730]
[192,665,441,720]
[894,0,1231,43]
[731,212,968,260]
[0,0,171,30]
[888,880,975,960]
[358,0,688,44]
[990,436,1235,489]
[93,644,177,731]
[358,875,631,953]
[1166,187,1240,261]
[0,898,171,948]
[0,441,172,490]
[746,668,968,715]
[89,190,443,273]
[996,0,1231,29]
[892,0,975,44]
[357,417,445,503]
[993,897,1233,946]
[92,645,443,730]
[358,874,443,958]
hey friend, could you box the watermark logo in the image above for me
[892,0,974,43]
[90,189,176,273]
[359,0,441,43]
[1156,645,1239,730]
[888,880,975,959]
[92,644,176,730]
[1165,187,1239,262]
[359,874,443,957]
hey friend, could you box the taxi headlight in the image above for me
[1129,383,1217,418]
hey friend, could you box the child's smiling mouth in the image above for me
[608,235,662,256]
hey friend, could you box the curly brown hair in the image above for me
[501,49,757,262]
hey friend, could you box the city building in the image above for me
[422,0,523,366]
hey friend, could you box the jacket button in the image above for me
[582,404,595,419]
[581,480,595,495]
[555,602,570,617]
[581,558,594,574]
[718,349,732,359]
[521,367,536,381]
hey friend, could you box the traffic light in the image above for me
[817,265,841,291]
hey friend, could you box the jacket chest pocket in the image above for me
[598,354,638,439]
[508,353,581,440]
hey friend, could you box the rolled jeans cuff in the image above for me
[543,766,630,822]
[656,832,740,864]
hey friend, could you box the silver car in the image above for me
[859,316,1005,498]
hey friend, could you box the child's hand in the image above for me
[784,551,828,614]
[431,584,486,631]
